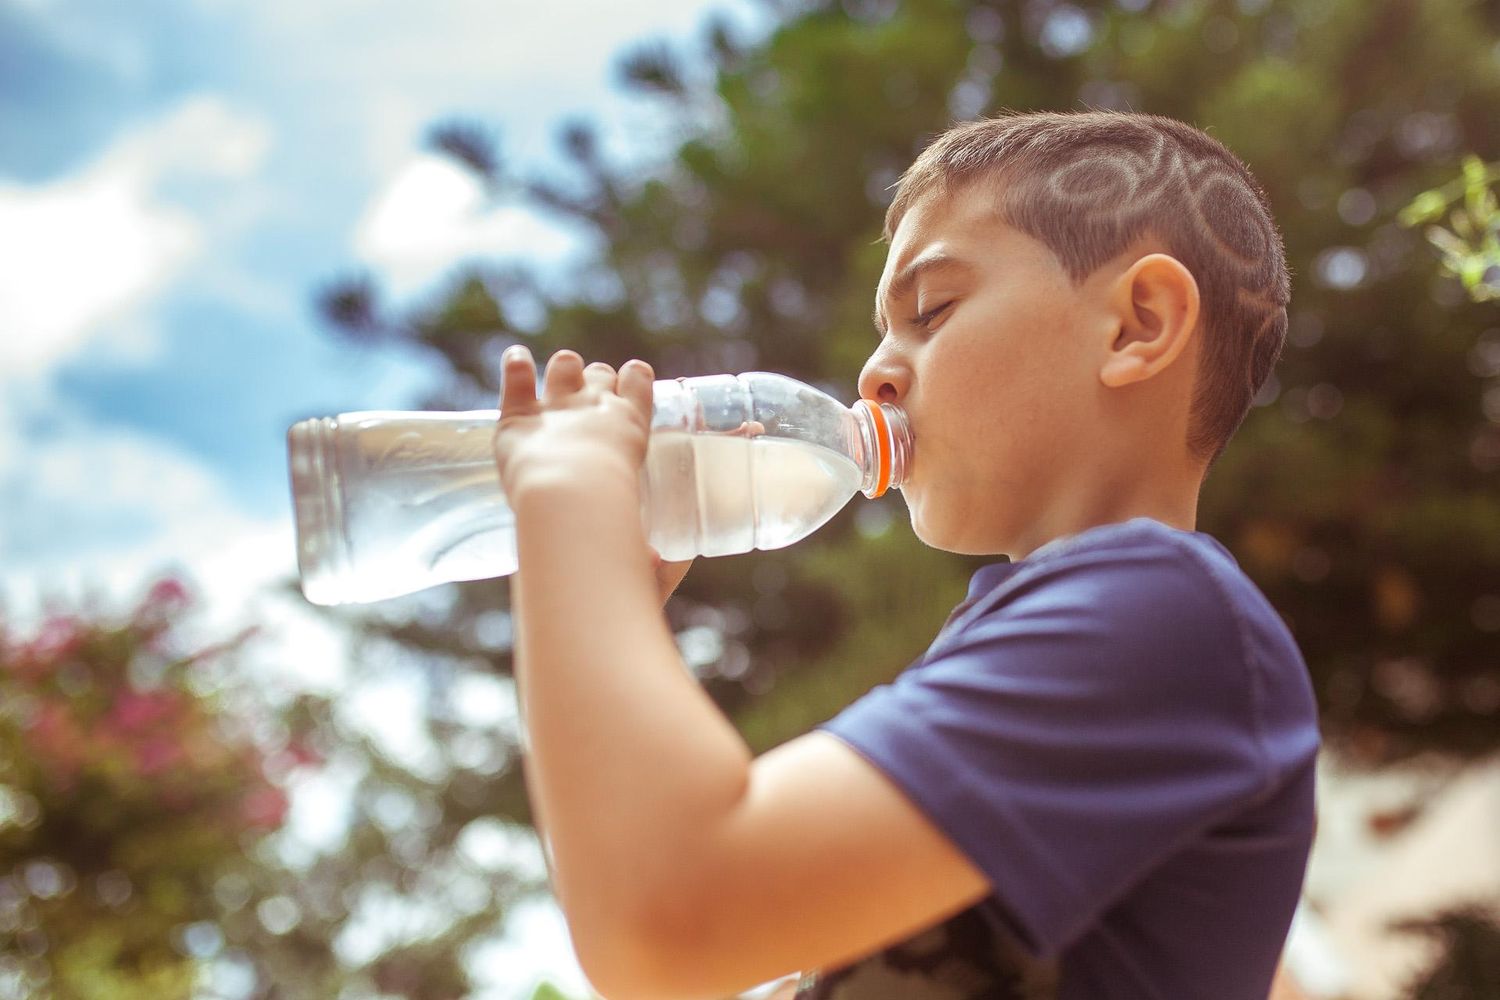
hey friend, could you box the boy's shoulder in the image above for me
[934,516,1313,710]
[932,515,1318,761]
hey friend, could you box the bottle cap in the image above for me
[855,398,893,498]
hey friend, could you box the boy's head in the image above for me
[859,111,1289,559]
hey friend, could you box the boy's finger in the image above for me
[542,350,585,403]
[618,359,654,418]
[582,361,617,395]
[498,345,538,415]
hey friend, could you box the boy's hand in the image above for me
[495,344,695,604]
[493,346,653,504]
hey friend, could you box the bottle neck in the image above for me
[851,400,913,499]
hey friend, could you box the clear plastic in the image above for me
[287,372,911,605]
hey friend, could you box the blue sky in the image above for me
[0,0,772,607]
[0,0,770,993]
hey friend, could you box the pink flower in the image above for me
[240,786,290,831]
[285,738,324,769]
[107,690,180,734]
[34,615,83,655]
[133,577,192,636]
[135,737,185,777]
[11,616,84,678]
[145,578,190,611]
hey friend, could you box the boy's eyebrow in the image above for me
[872,250,974,335]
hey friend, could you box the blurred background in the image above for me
[1,0,1497,998]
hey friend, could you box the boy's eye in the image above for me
[911,300,954,329]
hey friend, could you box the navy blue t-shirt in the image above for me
[797,517,1320,1000]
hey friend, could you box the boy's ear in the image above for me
[1099,253,1200,389]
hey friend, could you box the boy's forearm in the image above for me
[509,472,753,957]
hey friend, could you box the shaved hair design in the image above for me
[886,111,1291,471]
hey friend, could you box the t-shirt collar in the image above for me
[966,560,1018,600]
[963,517,1211,600]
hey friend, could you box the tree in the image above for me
[0,581,278,998]
[1402,155,1500,302]
[0,574,542,999]
[308,0,1500,991]
[318,0,1500,769]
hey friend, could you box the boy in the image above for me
[492,111,1319,1000]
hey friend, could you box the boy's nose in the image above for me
[858,359,908,404]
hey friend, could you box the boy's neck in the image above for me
[1008,466,1202,562]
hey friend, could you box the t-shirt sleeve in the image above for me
[815,540,1273,959]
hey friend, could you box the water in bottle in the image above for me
[287,372,911,605]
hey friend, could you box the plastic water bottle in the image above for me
[286,372,912,605]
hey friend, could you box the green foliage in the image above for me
[307,0,1500,990]
[527,982,583,1000]
[1401,155,1500,302]
[317,0,1500,769]
[0,581,273,998]
[42,2,1500,996]
[0,578,538,998]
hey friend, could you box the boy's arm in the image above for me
[511,475,990,1000]
[517,545,694,904]
[501,351,989,999]
[509,473,755,984]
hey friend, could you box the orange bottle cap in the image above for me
[857,398,892,498]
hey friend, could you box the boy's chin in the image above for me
[908,500,1006,557]
[906,499,965,553]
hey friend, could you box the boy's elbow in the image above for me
[570,902,696,1000]
[572,923,653,1000]
[573,895,731,1000]
[567,830,752,999]
[577,945,695,1000]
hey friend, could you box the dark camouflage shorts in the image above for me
[791,903,1058,1000]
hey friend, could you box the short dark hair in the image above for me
[886,111,1291,472]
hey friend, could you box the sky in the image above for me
[0,0,770,994]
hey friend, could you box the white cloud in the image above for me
[324,0,773,304]
[0,379,288,631]
[353,153,593,299]
[0,176,196,375]
[0,95,272,379]
[247,1,716,94]
[0,460,270,623]
[239,0,764,174]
